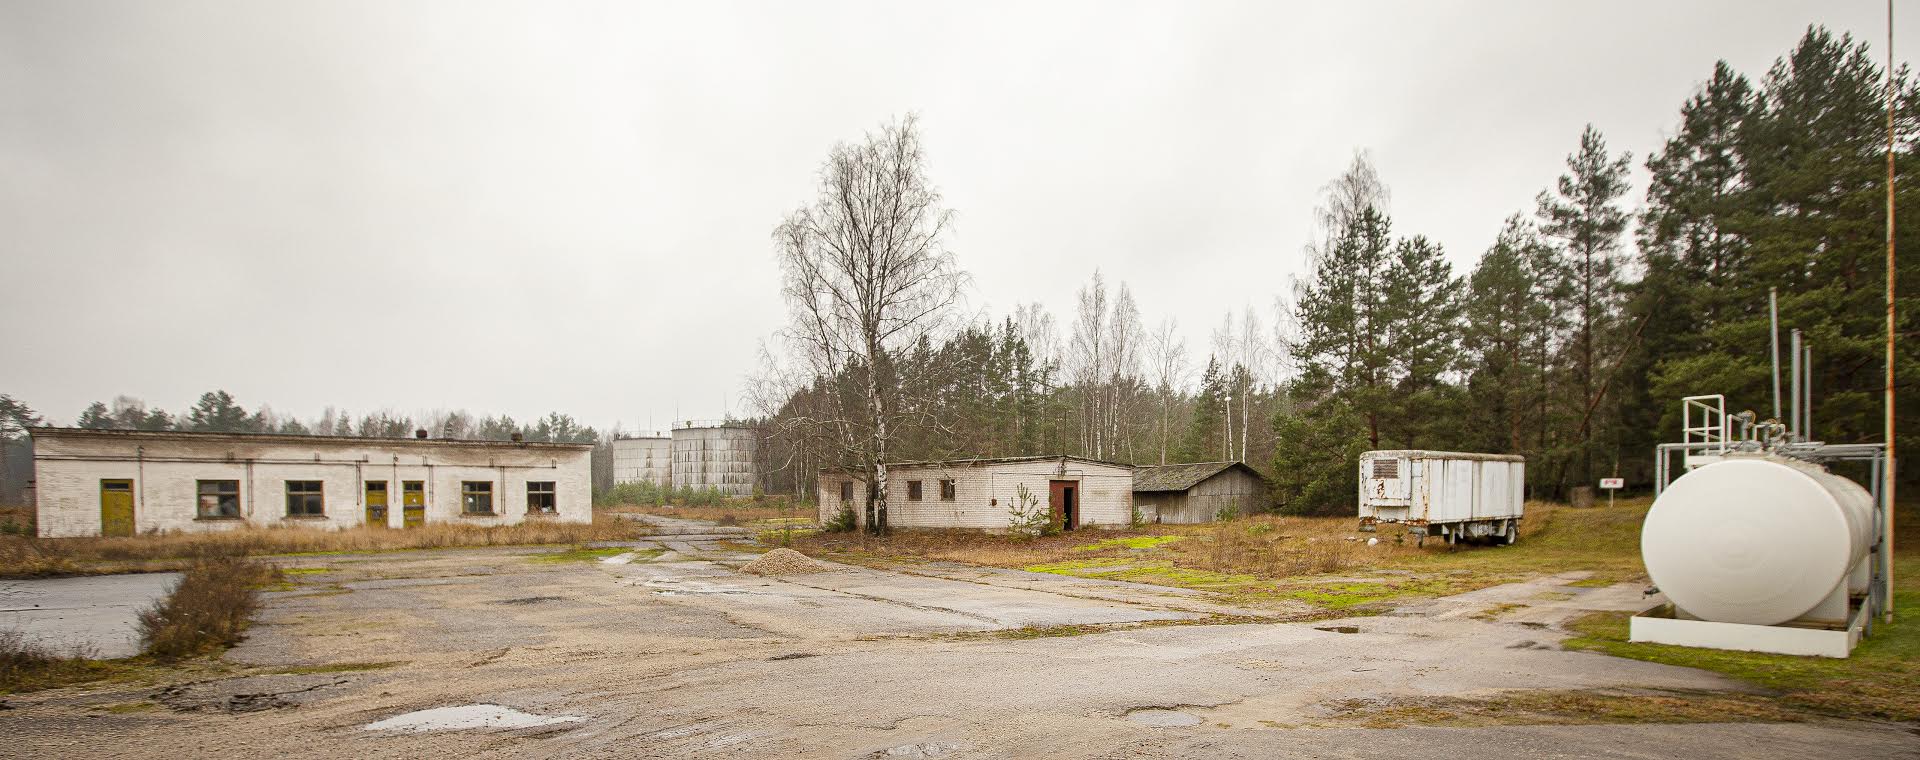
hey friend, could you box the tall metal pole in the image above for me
[1771,288,1784,422]
[1790,329,1803,440]
[1885,0,1898,619]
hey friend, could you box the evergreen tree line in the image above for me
[759,27,1919,513]
[61,391,600,444]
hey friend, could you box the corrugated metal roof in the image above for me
[1132,461,1260,493]
[817,454,1134,474]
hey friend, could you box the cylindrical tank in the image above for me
[670,425,759,497]
[1642,455,1873,626]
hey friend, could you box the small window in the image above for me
[462,481,494,514]
[839,480,854,502]
[198,480,240,519]
[527,481,557,514]
[907,480,922,501]
[939,479,956,501]
[285,480,324,517]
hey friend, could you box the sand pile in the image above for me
[741,548,831,576]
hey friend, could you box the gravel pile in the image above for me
[740,548,832,576]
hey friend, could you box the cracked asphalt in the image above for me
[1,516,1914,759]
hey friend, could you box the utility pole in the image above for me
[1884,0,1899,619]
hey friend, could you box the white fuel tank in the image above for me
[1642,455,1873,626]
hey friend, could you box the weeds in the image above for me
[0,630,119,693]
[137,557,278,661]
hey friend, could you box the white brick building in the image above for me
[817,456,1134,532]
[30,428,592,538]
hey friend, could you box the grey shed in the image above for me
[1131,461,1269,524]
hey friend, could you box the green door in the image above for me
[100,479,134,537]
[401,481,425,528]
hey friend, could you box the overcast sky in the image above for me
[0,1,1910,433]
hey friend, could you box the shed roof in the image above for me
[1132,461,1263,493]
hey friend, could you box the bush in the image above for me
[138,558,279,661]
[822,506,856,533]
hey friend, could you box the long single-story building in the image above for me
[1131,461,1268,523]
[817,455,1134,532]
[30,427,592,538]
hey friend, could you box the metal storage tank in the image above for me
[611,436,672,486]
[670,424,759,497]
[1357,450,1525,545]
[1642,454,1873,626]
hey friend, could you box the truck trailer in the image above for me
[1357,450,1525,545]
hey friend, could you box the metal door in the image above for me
[100,479,134,537]
[1049,480,1078,531]
[401,480,426,528]
[365,481,389,528]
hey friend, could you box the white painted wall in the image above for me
[816,457,1133,531]
[32,430,592,538]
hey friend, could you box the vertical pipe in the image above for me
[1883,0,1898,619]
[1804,343,1814,441]
[1789,329,1802,440]
[1770,287,1783,421]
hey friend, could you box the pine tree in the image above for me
[76,402,115,429]
[186,391,251,433]
[1535,125,1633,488]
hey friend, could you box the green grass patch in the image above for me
[280,567,332,576]
[1279,577,1459,609]
[1072,535,1184,552]
[1561,555,1920,722]
[529,546,639,563]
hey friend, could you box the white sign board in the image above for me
[1599,478,1625,490]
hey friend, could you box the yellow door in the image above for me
[401,481,425,528]
[100,479,134,537]
[365,481,389,528]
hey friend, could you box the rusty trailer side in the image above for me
[1357,450,1524,545]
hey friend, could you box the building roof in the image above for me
[27,426,595,451]
[819,454,1133,474]
[1132,461,1264,493]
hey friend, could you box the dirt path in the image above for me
[1,519,1913,759]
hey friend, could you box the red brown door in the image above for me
[1049,480,1078,531]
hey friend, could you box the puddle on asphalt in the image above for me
[1126,709,1203,728]
[362,704,584,733]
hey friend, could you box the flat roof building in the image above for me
[30,427,592,538]
[817,455,1134,532]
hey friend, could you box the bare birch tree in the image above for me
[1146,317,1188,464]
[773,114,965,534]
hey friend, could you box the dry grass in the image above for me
[138,557,279,661]
[0,512,648,577]
[604,503,814,524]
[1307,688,1811,729]
[0,630,121,694]
[791,500,1654,610]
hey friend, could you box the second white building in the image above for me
[816,455,1134,532]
